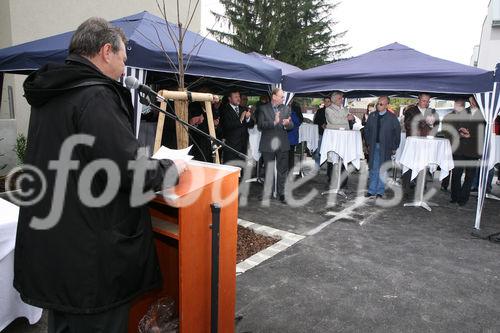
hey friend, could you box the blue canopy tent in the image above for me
[474,63,500,232]
[282,42,492,98]
[247,52,301,106]
[283,42,498,232]
[0,11,282,135]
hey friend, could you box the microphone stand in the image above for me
[139,93,249,162]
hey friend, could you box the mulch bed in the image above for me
[237,225,280,263]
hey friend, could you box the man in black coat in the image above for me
[14,18,185,333]
[220,90,254,163]
[257,88,294,203]
[188,101,220,162]
[442,98,485,206]
[364,96,401,197]
[312,97,330,167]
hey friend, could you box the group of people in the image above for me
[312,91,498,207]
[178,88,303,203]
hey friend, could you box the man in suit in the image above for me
[220,90,254,163]
[257,88,294,203]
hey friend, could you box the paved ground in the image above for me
[235,165,500,332]
[4,164,500,332]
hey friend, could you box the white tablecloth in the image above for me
[0,198,42,331]
[298,123,319,152]
[247,127,262,161]
[320,129,364,169]
[397,137,454,181]
[394,132,407,164]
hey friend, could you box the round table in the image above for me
[0,198,42,330]
[397,137,454,211]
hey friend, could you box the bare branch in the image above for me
[182,0,200,41]
[184,18,220,72]
[134,28,180,86]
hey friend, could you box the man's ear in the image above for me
[100,43,113,63]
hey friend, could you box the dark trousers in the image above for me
[262,151,288,198]
[48,302,130,333]
[288,145,296,171]
[451,156,477,205]
[402,170,416,198]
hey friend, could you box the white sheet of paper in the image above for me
[152,145,194,161]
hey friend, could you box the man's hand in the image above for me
[173,159,188,174]
[274,111,281,125]
[189,115,204,126]
[347,113,355,121]
[459,127,471,138]
[214,118,219,126]
[282,117,291,127]
[245,110,252,119]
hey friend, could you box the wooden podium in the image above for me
[128,161,240,332]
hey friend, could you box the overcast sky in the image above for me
[201,0,490,66]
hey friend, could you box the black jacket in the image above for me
[313,107,327,136]
[220,103,254,156]
[442,109,485,159]
[14,54,178,314]
[257,103,294,153]
[364,111,401,168]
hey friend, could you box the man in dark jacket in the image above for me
[188,100,220,162]
[442,98,485,206]
[312,97,330,167]
[220,90,254,163]
[14,17,185,333]
[364,96,401,197]
[257,88,294,203]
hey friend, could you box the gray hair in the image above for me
[331,91,344,99]
[69,17,127,57]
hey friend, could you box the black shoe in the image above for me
[450,199,457,204]
[279,195,286,203]
[365,192,375,198]
[458,201,467,207]
[441,186,448,192]
[376,194,383,199]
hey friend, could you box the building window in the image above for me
[493,0,500,26]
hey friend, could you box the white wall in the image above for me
[0,119,18,176]
[0,0,202,135]
[477,0,500,70]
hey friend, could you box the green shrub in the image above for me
[14,134,27,164]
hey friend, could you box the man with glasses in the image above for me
[364,96,401,198]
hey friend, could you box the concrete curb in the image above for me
[236,218,305,275]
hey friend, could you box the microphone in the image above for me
[124,76,165,102]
